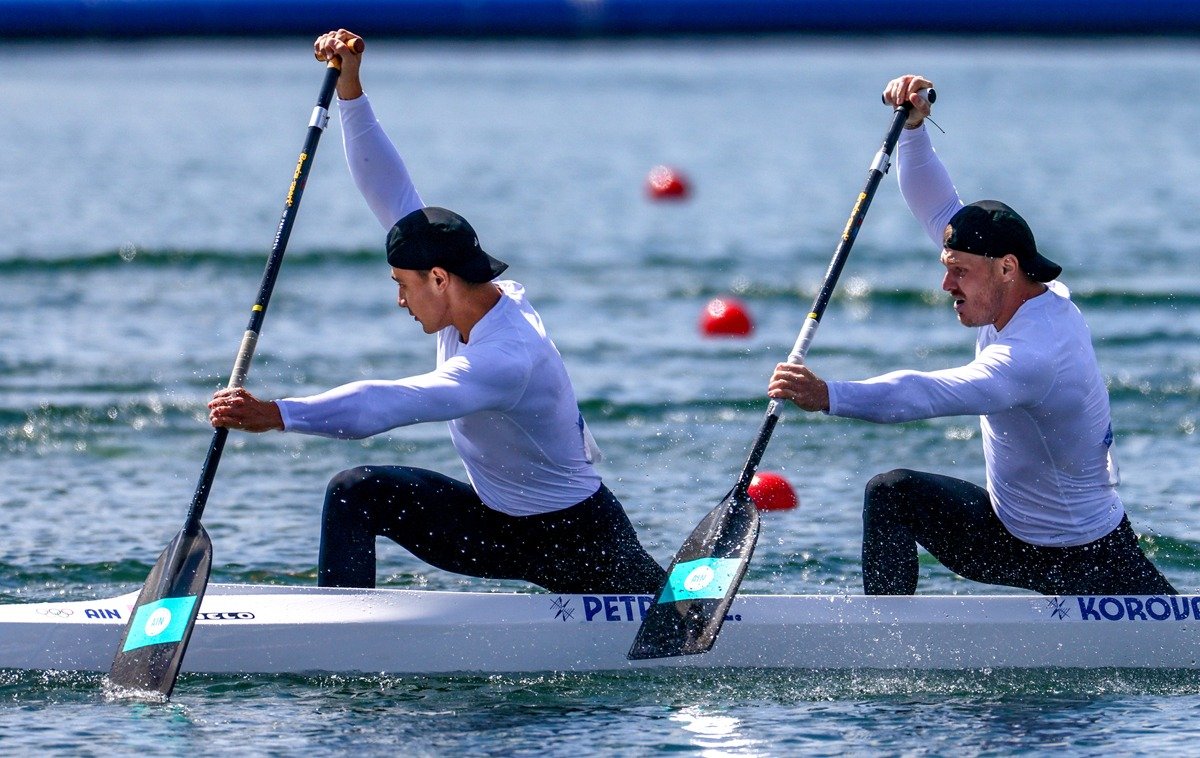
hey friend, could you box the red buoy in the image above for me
[748,471,799,511]
[699,296,753,337]
[646,165,690,200]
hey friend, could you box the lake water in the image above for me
[2,36,1199,754]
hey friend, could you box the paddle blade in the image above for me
[107,525,212,698]
[628,488,760,660]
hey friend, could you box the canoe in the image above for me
[2,584,1198,674]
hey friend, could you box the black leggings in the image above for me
[862,468,1177,596]
[318,465,666,593]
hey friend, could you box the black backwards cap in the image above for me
[386,207,508,283]
[944,200,1062,283]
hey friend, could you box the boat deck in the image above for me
[1,585,1197,674]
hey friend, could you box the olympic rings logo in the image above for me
[36,608,74,617]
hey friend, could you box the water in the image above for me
[3,36,1200,753]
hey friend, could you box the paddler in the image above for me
[768,74,1176,596]
[208,30,665,594]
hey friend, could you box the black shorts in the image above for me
[317,465,666,594]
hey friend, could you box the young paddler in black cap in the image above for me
[768,74,1174,597]
[208,30,664,594]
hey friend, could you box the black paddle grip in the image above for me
[881,87,936,107]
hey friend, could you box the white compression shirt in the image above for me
[825,125,1124,547]
[275,94,602,517]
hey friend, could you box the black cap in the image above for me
[943,200,1062,282]
[386,207,508,283]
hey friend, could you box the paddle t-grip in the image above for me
[315,36,365,62]
[881,87,936,109]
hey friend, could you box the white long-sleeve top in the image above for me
[275,94,602,516]
[825,125,1124,547]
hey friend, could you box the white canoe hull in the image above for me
[2,584,1198,674]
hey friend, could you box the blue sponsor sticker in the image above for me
[121,595,198,652]
[658,558,742,603]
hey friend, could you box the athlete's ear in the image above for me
[428,267,451,291]
[1000,254,1019,281]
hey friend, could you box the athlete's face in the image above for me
[939,249,1008,328]
[392,267,450,334]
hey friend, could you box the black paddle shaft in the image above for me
[182,63,344,537]
[110,53,357,699]
[732,94,930,497]
[628,92,934,662]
